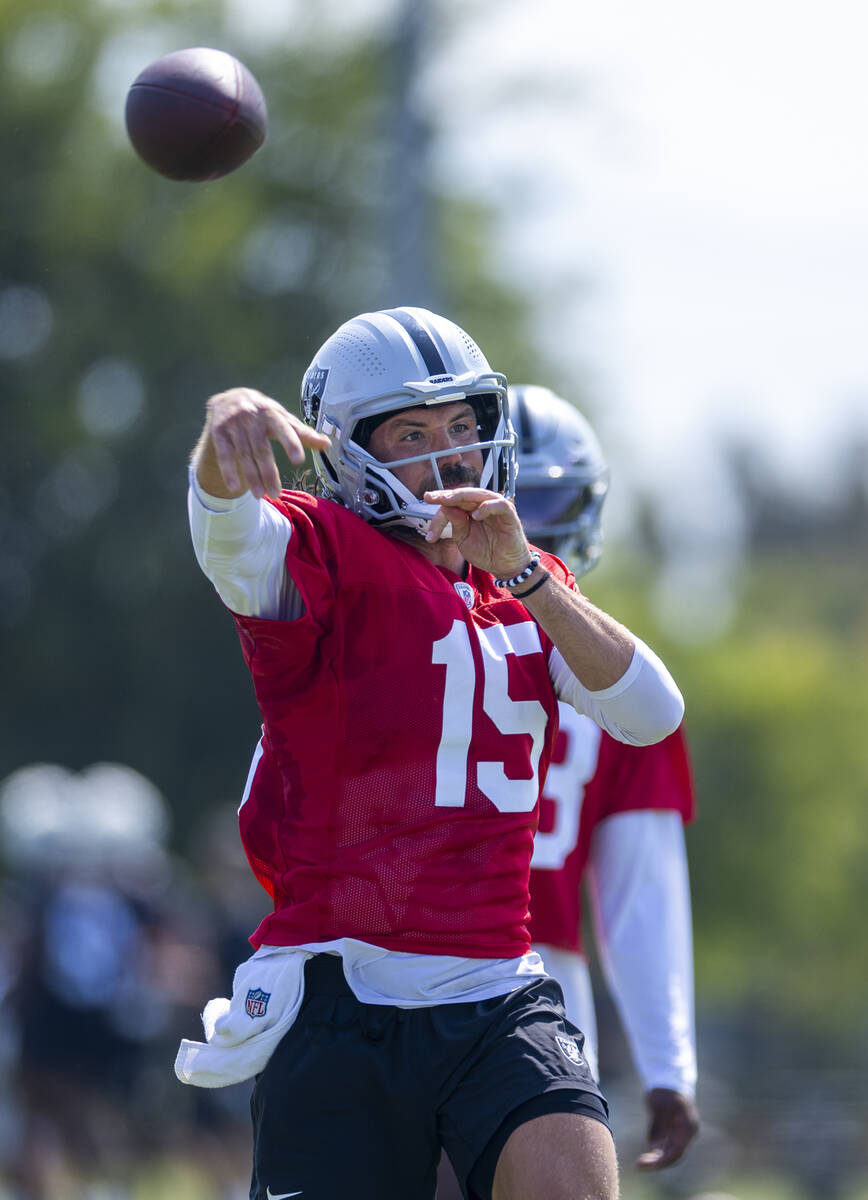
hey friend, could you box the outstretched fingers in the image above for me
[207,388,331,498]
[268,406,332,465]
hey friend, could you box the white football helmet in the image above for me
[300,307,516,534]
[510,384,609,575]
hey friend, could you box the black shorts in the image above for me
[249,954,610,1200]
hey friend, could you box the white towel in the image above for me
[174,945,311,1088]
[174,937,549,1088]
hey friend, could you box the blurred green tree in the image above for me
[588,532,868,1032]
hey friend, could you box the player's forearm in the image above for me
[534,573,684,745]
[588,812,697,1095]
[188,468,297,618]
[549,638,684,747]
[519,568,635,690]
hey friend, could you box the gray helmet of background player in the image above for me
[509,384,609,578]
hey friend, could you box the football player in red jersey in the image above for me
[178,308,685,1200]
[512,385,700,1171]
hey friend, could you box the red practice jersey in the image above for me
[527,705,695,955]
[234,493,570,959]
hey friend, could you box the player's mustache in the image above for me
[413,464,479,500]
[434,464,480,488]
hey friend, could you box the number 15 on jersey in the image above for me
[432,619,549,815]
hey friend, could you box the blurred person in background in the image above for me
[0,763,227,1200]
[177,306,686,1200]
[513,385,699,1169]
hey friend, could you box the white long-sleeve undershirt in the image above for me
[586,809,697,1096]
[549,642,684,748]
[188,472,300,620]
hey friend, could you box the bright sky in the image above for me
[429,0,868,523]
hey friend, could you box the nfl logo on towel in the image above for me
[246,987,271,1018]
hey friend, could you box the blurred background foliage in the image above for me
[1,0,867,1198]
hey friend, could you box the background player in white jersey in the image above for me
[512,384,700,1170]
[178,307,685,1200]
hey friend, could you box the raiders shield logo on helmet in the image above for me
[302,366,329,425]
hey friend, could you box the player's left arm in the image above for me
[425,487,684,745]
[586,807,699,1169]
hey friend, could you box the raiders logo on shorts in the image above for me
[556,1034,583,1066]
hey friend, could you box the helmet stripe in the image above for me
[381,308,447,377]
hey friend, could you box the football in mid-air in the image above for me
[124,47,267,182]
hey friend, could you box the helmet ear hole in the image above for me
[317,451,340,488]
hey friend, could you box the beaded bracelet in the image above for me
[494,552,541,590]
[512,571,551,601]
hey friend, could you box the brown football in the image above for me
[125,47,267,182]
